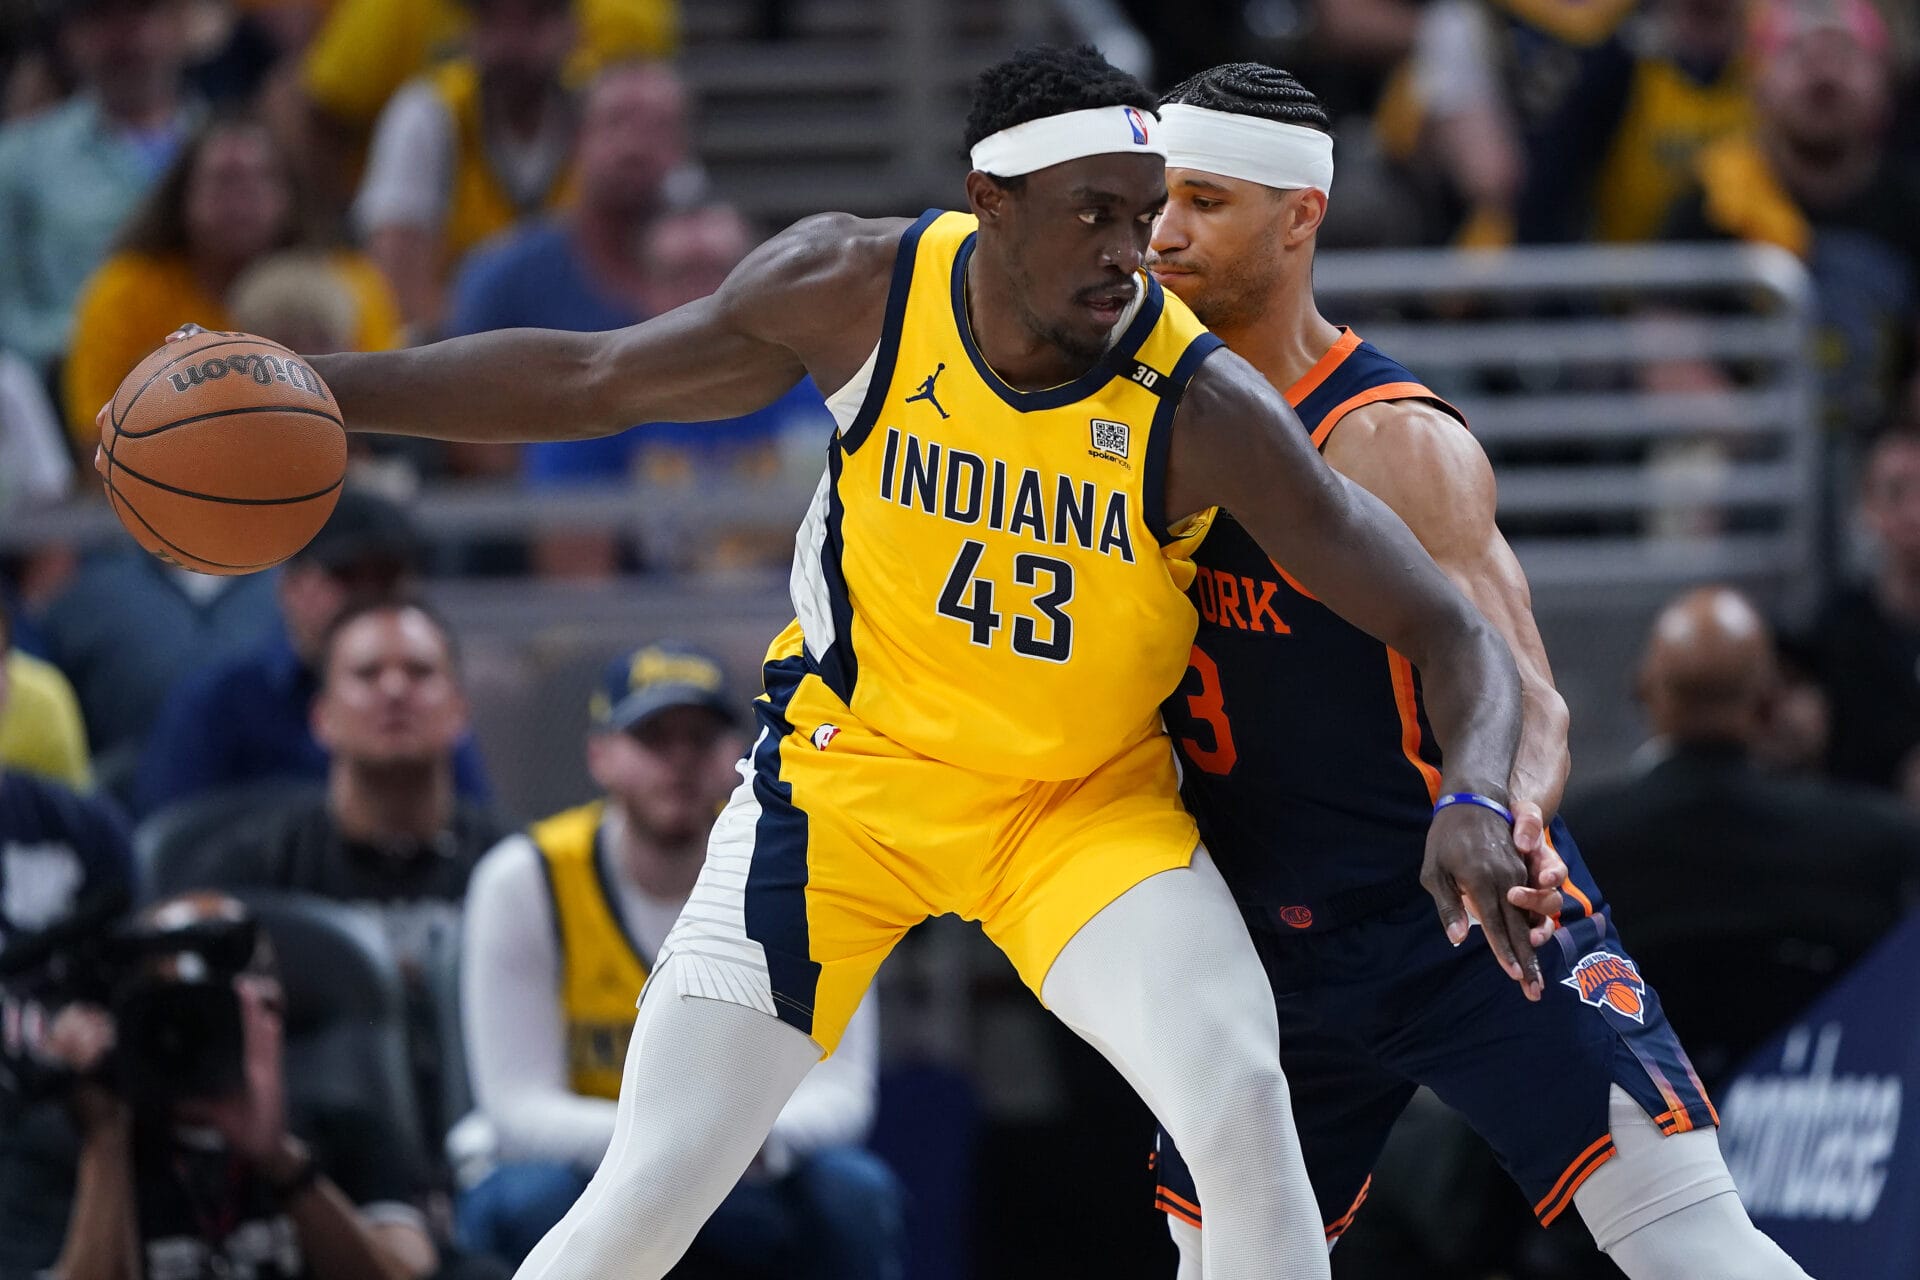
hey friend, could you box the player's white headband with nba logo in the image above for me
[968,104,1165,177]
[1157,103,1335,192]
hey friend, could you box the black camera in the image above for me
[1,897,254,1110]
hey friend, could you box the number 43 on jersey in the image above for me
[937,540,1075,662]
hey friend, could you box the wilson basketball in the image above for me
[96,331,347,575]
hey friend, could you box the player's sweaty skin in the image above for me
[156,151,1538,992]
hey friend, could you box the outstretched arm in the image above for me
[308,213,902,444]
[1167,349,1539,997]
[1322,401,1571,935]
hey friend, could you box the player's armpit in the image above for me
[1323,402,1573,840]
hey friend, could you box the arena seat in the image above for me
[236,890,432,1189]
[133,780,323,901]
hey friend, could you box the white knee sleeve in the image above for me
[514,970,823,1280]
[1576,1085,1811,1279]
[1168,1212,1203,1280]
[1044,848,1330,1280]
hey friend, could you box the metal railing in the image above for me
[1314,241,1822,610]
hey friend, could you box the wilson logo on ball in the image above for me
[169,353,325,397]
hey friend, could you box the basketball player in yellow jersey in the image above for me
[262,44,1537,1280]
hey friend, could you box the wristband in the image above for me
[1432,792,1514,826]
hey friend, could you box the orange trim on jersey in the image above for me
[1324,1175,1373,1241]
[1387,649,1444,804]
[1535,1135,1618,1225]
[1268,557,1319,602]
[1283,327,1363,406]
[1155,1184,1204,1228]
[1310,382,1455,449]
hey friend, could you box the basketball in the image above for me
[1606,985,1644,1017]
[95,330,347,575]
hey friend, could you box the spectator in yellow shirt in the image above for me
[0,596,90,790]
[62,116,401,448]
[296,0,675,216]
[353,0,586,336]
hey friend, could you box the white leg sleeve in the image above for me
[512,968,824,1280]
[1042,847,1330,1280]
[1577,1085,1812,1279]
[1168,1213,1204,1280]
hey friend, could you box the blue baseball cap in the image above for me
[589,642,738,734]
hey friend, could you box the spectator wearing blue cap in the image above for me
[456,642,905,1278]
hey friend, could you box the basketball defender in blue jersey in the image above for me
[1141,65,1813,1279]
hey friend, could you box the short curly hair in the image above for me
[1161,62,1331,135]
[964,43,1156,163]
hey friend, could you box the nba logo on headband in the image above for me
[1124,107,1150,146]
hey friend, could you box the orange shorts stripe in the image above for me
[1535,1137,1618,1225]
[1155,1185,1203,1229]
[1324,1174,1373,1240]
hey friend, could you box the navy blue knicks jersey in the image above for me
[1163,329,1465,929]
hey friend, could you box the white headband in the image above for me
[969,104,1166,177]
[1158,103,1334,192]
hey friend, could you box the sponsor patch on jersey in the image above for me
[811,724,841,751]
[1561,951,1647,1023]
[1090,418,1130,459]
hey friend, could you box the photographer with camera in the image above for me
[0,593,138,1278]
[40,892,438,1280]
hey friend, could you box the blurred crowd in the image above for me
[2,1,1920,1278]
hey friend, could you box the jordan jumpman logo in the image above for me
[905,363,949,419]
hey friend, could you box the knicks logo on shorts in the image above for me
[1562,951,1647,1023]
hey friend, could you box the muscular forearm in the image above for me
[53,1112,138,1280]
[312,330,620,444]
[1512,678,1570,820]
[1413,613,1522,801]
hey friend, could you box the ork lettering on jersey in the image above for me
[1193,566,1289,634]
[876,427,1136,562]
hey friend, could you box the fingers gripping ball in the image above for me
[97,332,346,575]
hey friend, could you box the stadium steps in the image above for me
[677,0,1030,223]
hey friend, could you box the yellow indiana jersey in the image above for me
[782,210,1223,782]
[528,801,649,1101]
[1591,52,1752,243]
[426,61,579,264]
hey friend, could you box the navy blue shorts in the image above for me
[1152,819,1715,1239]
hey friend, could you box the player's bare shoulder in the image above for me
[715,212,918,389]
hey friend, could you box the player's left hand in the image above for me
[1506,798,1566,948]
[1421,805,1545,1001]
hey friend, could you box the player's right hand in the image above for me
[1421,804,1544,1001]
[1506,798,1566,948]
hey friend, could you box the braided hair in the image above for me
[1160,62,1331,135]
[965,44,1156,186]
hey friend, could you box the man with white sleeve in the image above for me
[456,642,905,1277]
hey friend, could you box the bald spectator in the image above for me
[1564,587,1920,1089]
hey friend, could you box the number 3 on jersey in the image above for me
[1179,645,1237,775]
[937,539,1075,662]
